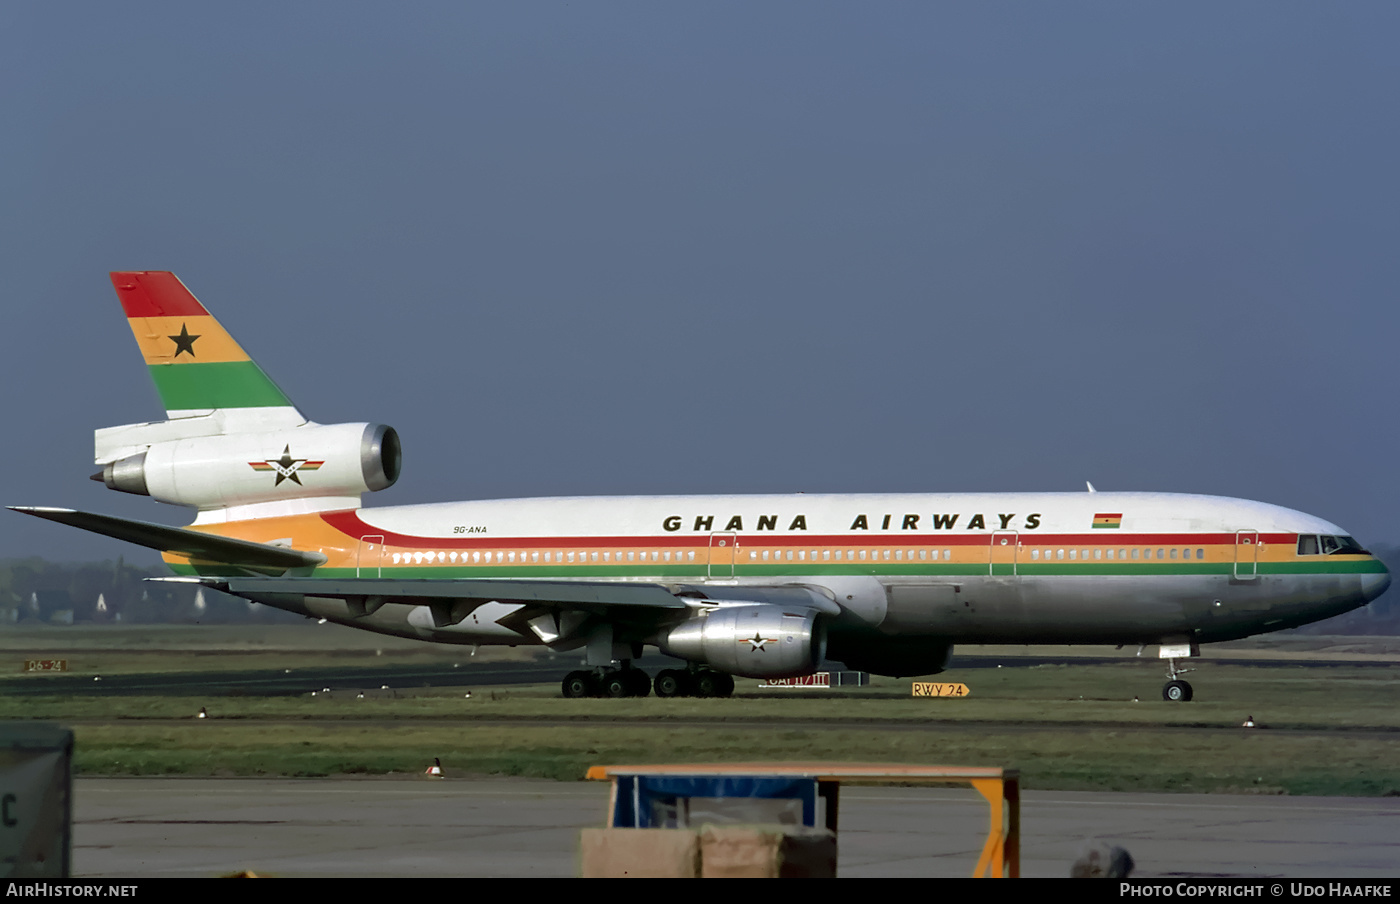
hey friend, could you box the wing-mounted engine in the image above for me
[654,605,826,679]
[95,422,401,512]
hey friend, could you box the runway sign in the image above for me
[22,661,67,673]
[911,682,970,698]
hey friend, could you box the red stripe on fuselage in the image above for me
[320,511,1290,550]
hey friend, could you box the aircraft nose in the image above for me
[1362,561,1391,602]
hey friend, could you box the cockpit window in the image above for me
[1311,535,1369,555]
[1332,535,1368,555]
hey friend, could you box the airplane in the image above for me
[10,272,1391,702]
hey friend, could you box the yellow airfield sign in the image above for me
[911,682,969,698]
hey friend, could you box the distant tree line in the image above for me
[0,557,300,626]
[1,549,1396,633]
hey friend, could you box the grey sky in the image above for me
[4,3,1398,563]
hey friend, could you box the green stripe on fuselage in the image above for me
[167,557,1386,580]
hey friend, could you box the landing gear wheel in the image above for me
[694,672,720,698]
[654,669,684,698]
[562,671,593,699]
[1163,679,1193,702]
[715,673,735,697]
[603,672,631,699]
[627,670,652,698]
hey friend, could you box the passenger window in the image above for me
[1031,549,1040,561]
[1197,548,1204,559]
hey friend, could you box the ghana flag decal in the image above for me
[111,272,294,415]
[1092,512,1123,529]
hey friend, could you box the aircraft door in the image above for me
[1234,530,1259,580]
[990,531,1018,576]
[708,532,737,579]
[357,535,385,577]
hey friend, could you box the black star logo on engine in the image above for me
[247,445,325,486]
[270,446,305,485]
[745,633,772,652]
[168,323,200,358]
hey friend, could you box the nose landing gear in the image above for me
[1154,640,1198,702]
[1162,678,1193,702]
[1161,656,1194,702]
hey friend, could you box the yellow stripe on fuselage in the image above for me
[126,314,252,365]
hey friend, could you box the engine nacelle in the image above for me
[97,422,401,510]
[655,605,825,679]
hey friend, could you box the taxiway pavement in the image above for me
[74,777,1400,878]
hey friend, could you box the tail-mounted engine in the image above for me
[655,605,825,679]
[95,422,401,511]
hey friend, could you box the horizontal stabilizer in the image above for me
[7,507,326,570]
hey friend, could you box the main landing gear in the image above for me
[654,666,734,699]
[560,664,734,698]
[561,665,652,699]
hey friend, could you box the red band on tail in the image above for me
[110,272,210,318]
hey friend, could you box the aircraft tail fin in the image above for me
[110,272,303,423]
[91,273,398,520]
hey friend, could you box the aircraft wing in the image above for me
[12,506,838,630]
[8,507,327,570]
[216,576,689,611]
